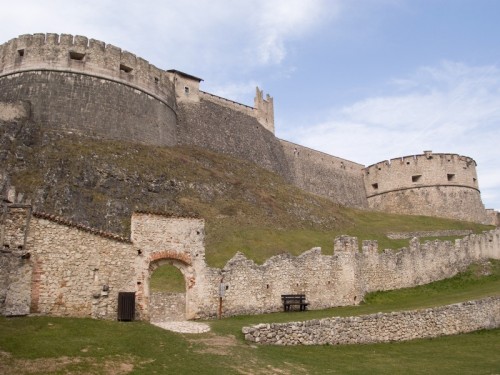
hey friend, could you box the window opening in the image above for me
[120,64,133,73]
[372,183,379,190]
[69,51,85,61]
[447,174,456,182]
[412,175,422,183]
[17,49,25,57]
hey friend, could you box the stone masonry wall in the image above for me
[0,33,176,107]
[149,292,186,322]
[219,246,363,317]
[130,213,214,320]
[280,140,368,209]
[0,33,177,146]
[0,205,33,316]
[242,296,500,345]
[176,99,293,180]
[2,206,500,321]
[364,152,490,224]
[0,71,177,147]
[27,215,136,319]
[217,230,500,317]
[368,186,490,224]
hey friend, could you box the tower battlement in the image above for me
[364,151,479,197]
[0,33,175,107]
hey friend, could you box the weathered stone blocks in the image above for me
[242,297,500,345]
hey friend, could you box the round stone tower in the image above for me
[363,151,490,224]
[0,33,177,146]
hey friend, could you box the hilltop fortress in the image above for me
[1,33,500,322]
[0,33,496,225]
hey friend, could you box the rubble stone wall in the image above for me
[217,231,500,317]
[242,297,500,345]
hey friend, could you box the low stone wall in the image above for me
[149,292,186,322]
[242,296,500,345]
[387,229,473,240]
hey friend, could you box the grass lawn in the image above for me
[1,260,499,374]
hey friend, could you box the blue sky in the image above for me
[1,0,499,210]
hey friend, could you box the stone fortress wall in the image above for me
[364,151,490,223]
[0,33,496,223]
[280,140,368,209]
[2,202,499,321]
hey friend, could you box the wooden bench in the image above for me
[281,294,309,312]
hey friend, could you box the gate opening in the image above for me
[149,262,187,322]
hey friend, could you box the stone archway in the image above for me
[148,259,188,322]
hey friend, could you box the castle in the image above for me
[0,33,496,225]
[1,34,499,321]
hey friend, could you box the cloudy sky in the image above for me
[1,0,499,210]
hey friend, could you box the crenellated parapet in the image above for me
[254,87,274,133]
[363,151,490,224]
[0,33,175,108]
[364,151,479,197]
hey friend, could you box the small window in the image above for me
[412,175,422,183]
[154,77,159,84]
[184,86,190,95]
[17,49,25,57]
[120,64,133,73]
[69,51,85,61]
[372,183,379,190]
[447,174,456,182]
[473,178,477,184]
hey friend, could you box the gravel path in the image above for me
[151,321,211,334]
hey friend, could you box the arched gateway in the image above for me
[130,212,209,321]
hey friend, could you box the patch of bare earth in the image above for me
[190,333,240,355]
[188,335,307,374]
[0,351,138,375]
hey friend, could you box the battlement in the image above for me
[364,151,479,197]
[254,87,274,133]
[0,33,176,108]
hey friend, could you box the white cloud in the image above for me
[0,0,336,73]
[208,81,261,105]
[284,61,500,209]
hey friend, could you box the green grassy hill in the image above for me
[2,126,492,267]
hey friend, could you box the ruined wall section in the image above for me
[26,214,136,319]
[0,33,177,146]
[358,231,500,293]
[219,246,363,317]
[2,206,500,321]
[243,297,500,345]
[176,98,293,180]
[281,140,368,208]
[217,230,500,317]
[0,205,32,316]
[364,152,490,223]
[130,213,216,320]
